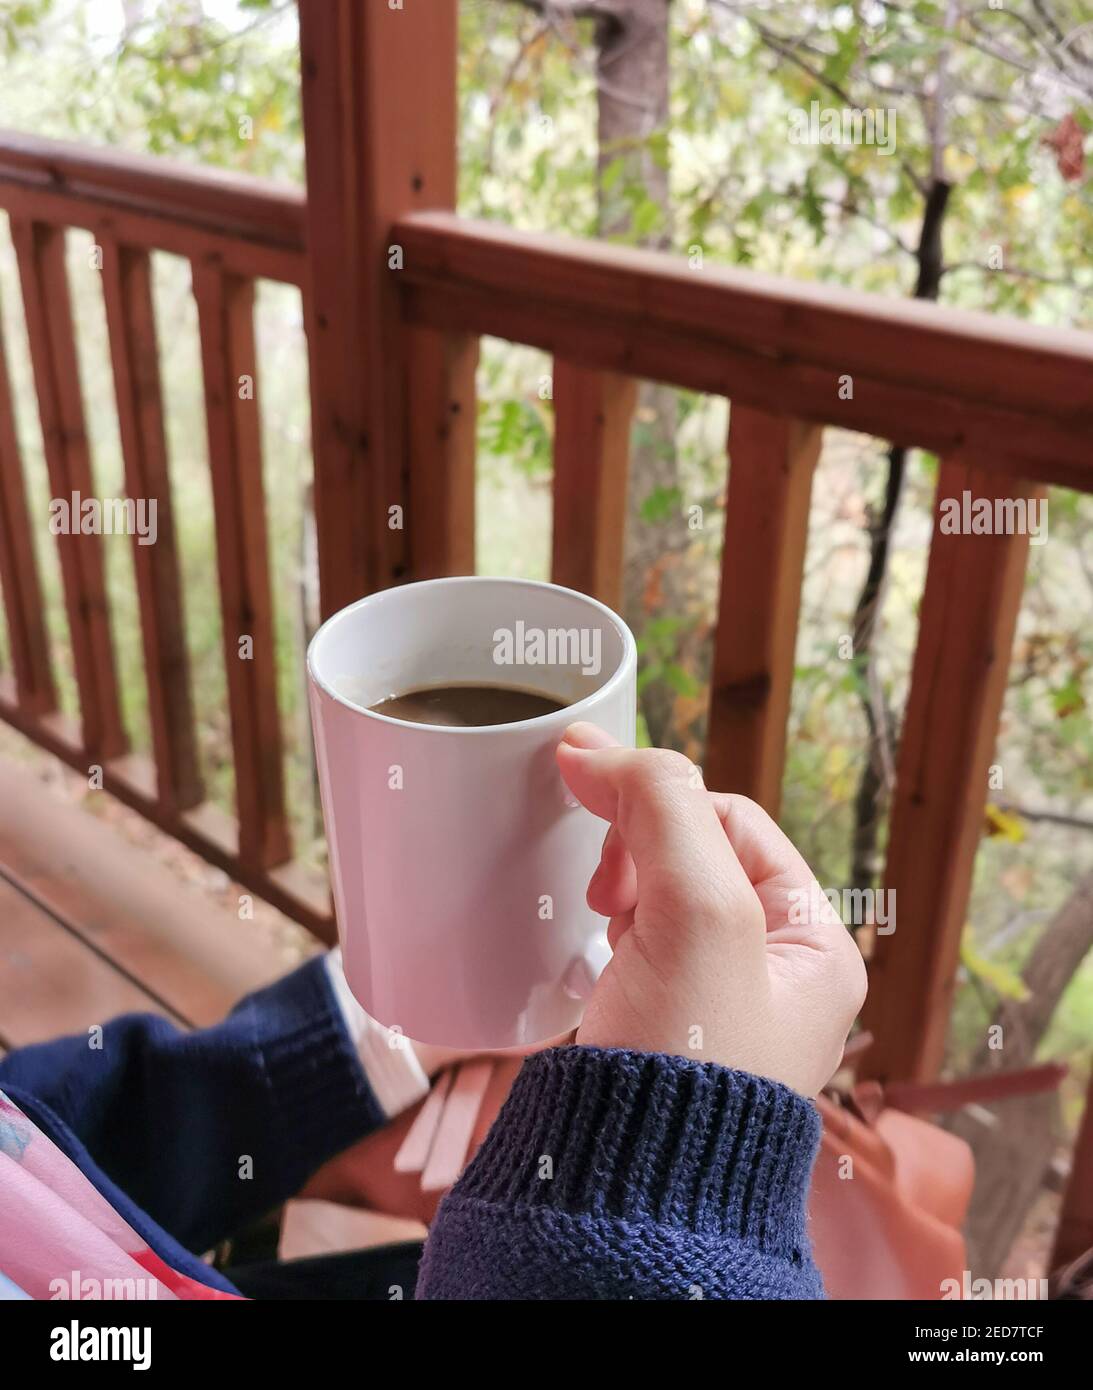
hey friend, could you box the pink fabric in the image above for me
[0,1090,239,1300]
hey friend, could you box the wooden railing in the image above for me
[2,121,1091,1049]
[0,130,321,932]
[0,0,1091,1267]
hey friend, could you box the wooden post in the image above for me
[192,263,289,871]
[706,406,821,812]
[551,360,636,609]
[860,459,1042,1083]
[1053,1073,1093,1274]
[406,326,478,580]
[12,218,127,759]
[101,240,202,813]
[298,0,463,618]
[0,308,55,715]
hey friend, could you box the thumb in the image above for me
[556,733,764,960]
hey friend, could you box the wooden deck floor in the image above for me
[0,755,422,1259]
[0,872,176,1050]
[0,756,293,1051]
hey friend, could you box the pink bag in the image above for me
[0,1090,239,1300]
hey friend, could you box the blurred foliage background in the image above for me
[0,0,1090,1275]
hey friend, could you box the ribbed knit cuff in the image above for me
[456,1045,820,1262]
[238,955,386,1183]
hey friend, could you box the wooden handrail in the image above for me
[0,131,1088,482]
[1,132,1087,480]
[0,130,306,285]
[0,129,305,251]
[396,211,1093,485]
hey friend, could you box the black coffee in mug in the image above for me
[369,682,566,728]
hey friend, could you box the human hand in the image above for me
[555,723,867,1097]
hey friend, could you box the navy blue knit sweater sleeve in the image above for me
[0,956,384,1256]
[417,1046,824,1300]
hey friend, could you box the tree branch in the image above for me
[996,804,1093,835]
[504,0,628,25]
[943,260,1091,293]
[482,18,554,175]
[706,0,930,196]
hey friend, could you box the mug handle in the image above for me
[562,932,613,1002]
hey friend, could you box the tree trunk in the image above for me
[954,1091,1060,1279]
[976,871,1093,1071]
[501,1,718,748]
[950,871,1093,1274]
[592,0,694,749]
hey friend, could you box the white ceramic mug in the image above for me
[307,576,637,1048]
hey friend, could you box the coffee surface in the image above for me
[369,682,566,728]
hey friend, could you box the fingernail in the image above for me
[561,721,617,751]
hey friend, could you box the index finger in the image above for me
[710,793,843,938]
[556,732,759,940]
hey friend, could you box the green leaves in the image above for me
[639,484,683,524]
[478,398,551,479]
[636,614,701,700]
[5,0,302,177]
[1,0,53,57]
[960,935,1032,1002]
[1051,676,1087,720]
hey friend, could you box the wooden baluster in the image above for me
[861,459,1043,1083]
[706,406,821,812]
[191,262,289,870]
[299,0,461,617]
[406,326,478,579]
[550,361,636,609]
[11,217,126,758]
[0,300,55,714]
[1052,1071,1093,1274]
[101,240,203,814]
